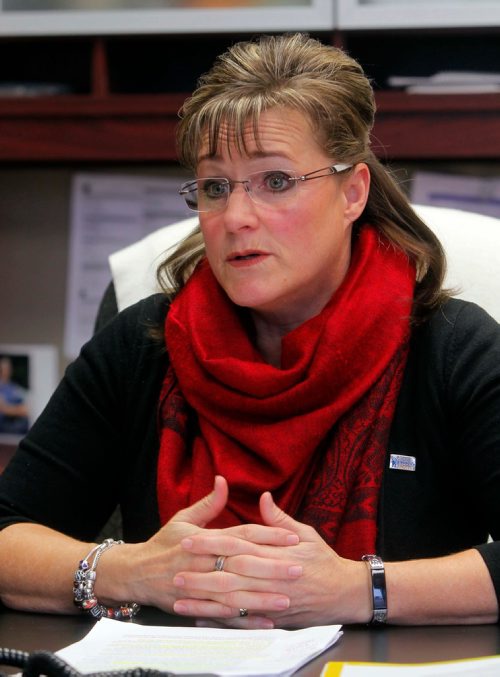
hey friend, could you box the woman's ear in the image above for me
[343,163,370,224]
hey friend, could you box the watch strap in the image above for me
[362,554,387,624]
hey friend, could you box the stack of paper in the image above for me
[56,617,343,677]
[387,71,500,94]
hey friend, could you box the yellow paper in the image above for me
[321,654,500,676]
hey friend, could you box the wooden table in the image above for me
[1,606,500,675]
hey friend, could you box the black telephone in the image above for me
[0,647,215,677]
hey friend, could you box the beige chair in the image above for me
[413,205,500,322]
[94,217,198,333]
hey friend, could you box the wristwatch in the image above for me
[362,554,387,624]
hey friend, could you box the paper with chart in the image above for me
[64,173,191,359]
[410,171,500,220]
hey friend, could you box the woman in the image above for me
[0,33,499,628]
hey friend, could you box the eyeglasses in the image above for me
[178,163,352,213]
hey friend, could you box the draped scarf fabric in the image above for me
[157,225,415,559]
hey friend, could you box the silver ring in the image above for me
[239,608,249,617]
[214,555,226,572]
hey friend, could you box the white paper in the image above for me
[64,173,192,359]
[56,617,342,677]
[410,172,500,220]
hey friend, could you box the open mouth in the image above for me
[233,253,260,261]
[227,249,269,265]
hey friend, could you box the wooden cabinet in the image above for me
[0,27,499,163]
[337,27,500,160]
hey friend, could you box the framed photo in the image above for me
[0,0,334,36]
[0,344,58,445]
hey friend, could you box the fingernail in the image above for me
[181,538,193,549]
[260,619,275,629]
[174,602,188,614]
[288,565,303,577]
[196,620,210,627]
[275,597,290,610]
[286,534,299,545]
[173,576,185,586]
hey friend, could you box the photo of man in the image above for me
[0,354,29,436]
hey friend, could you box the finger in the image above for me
[222,523,300,545]
[174,570,273,594]
[196,616,275,630]
[182,525,299,554]
[180,554,302,579]
[174,583,290,613]
[171,475,228,528]
[183,554,222,573]
[227,554,302,579]
[173,598,234,618]
[259,491,312,538]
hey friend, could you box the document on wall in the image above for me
[321,655,500,676]
[56,617,343,677]
[64,173,192,359]
[410,171,500,220]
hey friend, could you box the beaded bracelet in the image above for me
[73,538,140,621]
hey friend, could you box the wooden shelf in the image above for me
[373,91,500,160]
[0,94,186,162]
[1,90,499,162]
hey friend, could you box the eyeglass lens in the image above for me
[181,170,299,212]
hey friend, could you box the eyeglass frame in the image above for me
[178,163,353,213]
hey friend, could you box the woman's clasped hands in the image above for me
[164,476,371,629]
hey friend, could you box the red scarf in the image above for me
[157,225,414,559]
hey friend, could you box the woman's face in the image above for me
[197,108,369,330]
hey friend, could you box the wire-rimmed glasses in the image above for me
[178,163,352,213]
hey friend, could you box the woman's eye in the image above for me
[263,172,293,192]
[203,180,228,199]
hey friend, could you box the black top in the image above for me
[1,295,500,603]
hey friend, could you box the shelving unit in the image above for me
[337,26,500,160]
[0,25,499,163]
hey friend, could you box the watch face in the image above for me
[363,555,387,623]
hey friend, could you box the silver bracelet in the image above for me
[362,554,387,624]
[73,538,140,620]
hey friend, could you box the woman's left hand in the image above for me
[172,492,371,628]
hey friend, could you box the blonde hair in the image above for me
[158,33,449,322]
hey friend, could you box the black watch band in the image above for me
[362,554,387,624]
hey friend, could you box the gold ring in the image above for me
[214,555,226,572]
[239,608,249,617]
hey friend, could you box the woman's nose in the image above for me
[221,183,259,231]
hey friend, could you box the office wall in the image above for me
[1,167,70,354]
